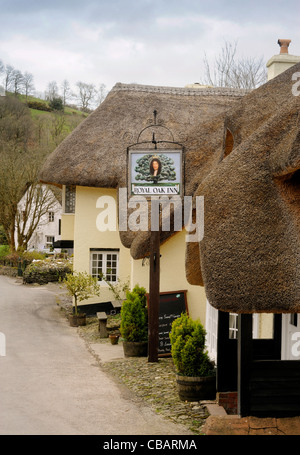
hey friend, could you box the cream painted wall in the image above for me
[266,54,300,80]
[61,214,74,240]
[131,230,207,326]
[73,186,131,305]
[71,185,207,323]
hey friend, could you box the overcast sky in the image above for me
[0,0,299,96]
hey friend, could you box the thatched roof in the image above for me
[187,62,300,313]
[40,71,300,314]
[40,82,246,192]
[40,81,246,257]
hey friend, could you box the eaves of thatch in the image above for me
[187,62,300,313]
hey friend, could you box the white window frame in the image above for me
[90,250,119,283]
[205,300,218,362]
[45,236,55,247]
[48,211,54,222]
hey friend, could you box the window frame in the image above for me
[45,235,55,247]
[90,249,120,284]
[64,185,76,214]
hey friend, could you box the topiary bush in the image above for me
[120,285,148,342]
[170,313,215,377]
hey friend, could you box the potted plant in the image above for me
[109,331,120,345]
[120,284,148,357]
[63,271,101,327]
[170,312,216,401]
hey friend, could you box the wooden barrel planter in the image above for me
[123,341,148,357]
[175,374,216,402]
[69,313,86,327]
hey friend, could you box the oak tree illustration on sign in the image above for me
[134,153,177,184]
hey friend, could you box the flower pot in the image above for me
[175,374,216,402]
[109,334,120,345]
[123,340,148,357]
[69,313,86,327]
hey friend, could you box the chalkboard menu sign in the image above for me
[158,290,188,357]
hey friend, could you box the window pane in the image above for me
[90,250,119,283]
[65,185,76,213]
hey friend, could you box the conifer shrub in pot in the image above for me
[170,313,216,401]
[120,285,148,357]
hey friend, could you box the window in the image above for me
[48,211,54,222]
[65,185,76,213]
[229,313,238,339]
[90,250,119,282]
[46,236,55,247]
[290,314,298,327]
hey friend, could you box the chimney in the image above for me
[278,39,291,54]
[266,39,300,80]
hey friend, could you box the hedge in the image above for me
[23,258,72,284]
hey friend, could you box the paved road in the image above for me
[0,275,192,436]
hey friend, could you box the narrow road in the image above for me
[0,275,192,436]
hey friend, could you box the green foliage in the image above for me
[170,313,215,377]
[21,250,46,261]
[0,226,8,245]
[23,258,72,285]
[120,285,148,342]
[26,100,52,112]
[49,97,64,111]
[63,271,101,315]
[0,247,46,266]
[0,245,10,258]
[99,272,130,301]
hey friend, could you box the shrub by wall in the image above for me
[0,265,18,277]
[23,258,72,284]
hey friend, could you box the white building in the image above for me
[16,184,62,253]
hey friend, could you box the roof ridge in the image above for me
[111,82,250,97]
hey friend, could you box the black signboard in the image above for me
[157,290,188,357]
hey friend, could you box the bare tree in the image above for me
[23,72,35,100]
[45,80,59,101]
[3,64,15,92]
[60,79,73,106]
[49,111,67,146]
[201,41,267,89]
[76,81,97,112]
[15,183,58,251]
[97,83,107,105]
[12,69,25,95]
[0,96,47,250]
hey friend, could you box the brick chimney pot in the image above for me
[278,39,291,54]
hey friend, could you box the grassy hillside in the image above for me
[5,92,89,143]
